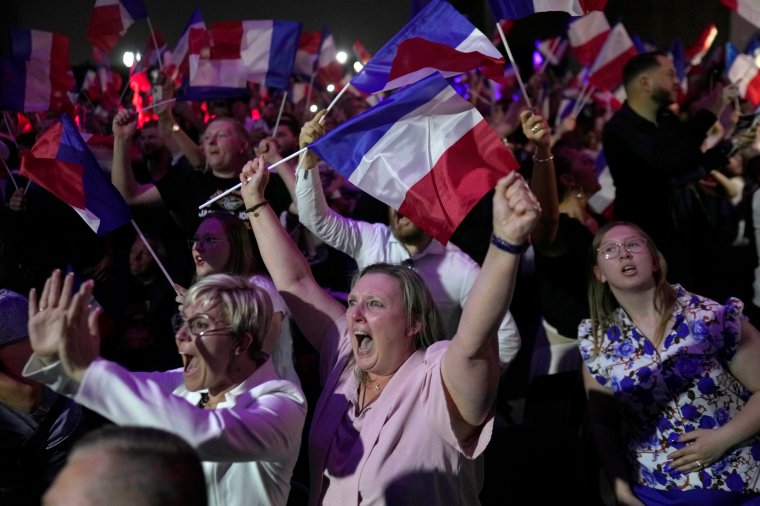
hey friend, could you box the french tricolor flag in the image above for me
[20,115,131,235]
[728,54,760,107]
[0,29,72,113]
[487,0,607,20]
[169,5,205,82]
[350,0,504,94]
[719,0,760,28]
[184,26,247,100]
[86,0,148,54]
[588,23,637,91]
[293,31,321,79]
[567,11,610,67]
[309,73,518,244]
[209,20,301,90]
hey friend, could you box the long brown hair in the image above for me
[587,222,676,354]
[194,213,260,280]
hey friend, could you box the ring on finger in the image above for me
[531,124,540,133]
[695,460,704,470]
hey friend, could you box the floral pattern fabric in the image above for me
[579,285,760,494]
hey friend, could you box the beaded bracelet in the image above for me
[533,154,554,164]
[491,234,529,255]
[245,200,269,217]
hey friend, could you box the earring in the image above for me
[575,189,584,199]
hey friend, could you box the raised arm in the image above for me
[111,110,163,207]
[520,109,560,254]
[239,157,345,352]
[154,78,205,169]
[294,111,367,256]
[442,172,540,441]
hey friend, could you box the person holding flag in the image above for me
[238,143,541,504]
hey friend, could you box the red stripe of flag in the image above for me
[389,38,503,83]
[397,120,516,244]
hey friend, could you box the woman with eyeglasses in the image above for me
[22,271,307,506]
[579,221,760,506]
[180,212,299,387]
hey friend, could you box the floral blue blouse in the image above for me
[578,285,760,494]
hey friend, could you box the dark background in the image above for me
[0,0,756,77]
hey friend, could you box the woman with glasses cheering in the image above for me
[579,222,760,506]
[179,212,300,387]
[22,271,306,506]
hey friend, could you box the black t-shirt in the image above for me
[154,169,292,237]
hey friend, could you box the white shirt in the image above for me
[249,274,300,387]
[24,356,307,506]
[295,167,521,366]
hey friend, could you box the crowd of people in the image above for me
[2,43,760,506]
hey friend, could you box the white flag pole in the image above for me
[324,82,352,115]
[273,91,289,135]
[1,157,19,191]
[197,146,308,209]
[496,22,532,109]
[131,220,179,295]
[146,17,164,71]
[139,98,176,113]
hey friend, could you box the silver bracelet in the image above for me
[533,154,554,164]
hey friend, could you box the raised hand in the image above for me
[492,171,541,247]
[299,110,326,170]
[112,109,138,140]
[28,270,75,360]
[519,109,551,149]
[58,280,101,382]
[240,156,270,209]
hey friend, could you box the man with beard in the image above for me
[292,112,521,367]
[602,51,734,292]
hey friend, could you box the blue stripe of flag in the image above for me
[487,0,536,21]
[0,57,27,111]
[265,20,301,89]
[121,0,148,21]
[9,28,32,60]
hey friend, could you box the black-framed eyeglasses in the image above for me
[597,236,647,260]
[171,313,231,338]
[187,236,224,250]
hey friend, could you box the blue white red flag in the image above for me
[316,29,346,87]
[309,73,518,244]
[588,23,637,91]
[0,28,73,113]
[185,20,300,98]
[669,37,688,96]
[487,0,606,21]
[19,115,131,235]
[350,0,504,94]
[294,31,321,79]
[719,0,760,28]
[728,54,760,107]
[685,24,718,65]
[86,0,148,53]
[183,26,247,100]
[567,11,610,67]
[169,5,205,82]
[209,20,301,90]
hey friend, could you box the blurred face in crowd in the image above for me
[138,125,165,160]
[274,125,298,156]
[569,149,602,197]
[201,119,249,175]
[388,209,428,245]
[191,218,231,278]
[129,238,155,278]
[648,55,679,107]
